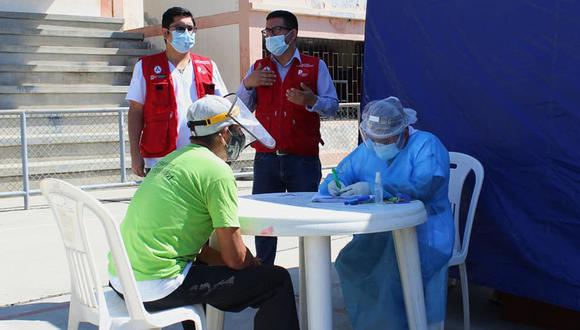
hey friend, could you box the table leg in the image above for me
[304,236,332,330]
[299,237,308,330]
[206,305,225,330]
[392,227,428,330]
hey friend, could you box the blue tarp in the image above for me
[363,0,580,311]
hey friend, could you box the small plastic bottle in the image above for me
[374,171,383,204]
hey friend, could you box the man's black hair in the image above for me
[162,7,195,29]
[189,131,220,145]
[266,10,298,30]
[187,124,221,144]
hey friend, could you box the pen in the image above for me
[344,194,374,205]
[332,168,342,189]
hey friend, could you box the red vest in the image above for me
[139,52,214,158]
[254,54,321,156]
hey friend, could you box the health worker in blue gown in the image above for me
[319,97,454,330]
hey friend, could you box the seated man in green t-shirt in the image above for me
[108,95,298,330]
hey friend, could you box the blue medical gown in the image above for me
[320,131,454,329]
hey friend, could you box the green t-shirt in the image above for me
[108,144,240,281]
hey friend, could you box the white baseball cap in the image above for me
[187,94,276,149]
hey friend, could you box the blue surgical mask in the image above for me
[171,31,196,53]
[373,142,400,161]
[265,32,290,56]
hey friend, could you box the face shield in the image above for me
[188,94,276,161]
[224,125,246,161]
[222,93,276,150]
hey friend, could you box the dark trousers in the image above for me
[252,152,322,265]
[113,263,299,330]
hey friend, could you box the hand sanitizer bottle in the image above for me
[374,171,383,204]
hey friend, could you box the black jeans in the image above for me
[252,152,322,265]
[113,263,299,330]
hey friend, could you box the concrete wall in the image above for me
[122,0,144,30]
[0,0,143,30]
[250,0,366,19]
[143,0,239,26]
[196,24,241,92]
[0,0,101,16]
[241,1,366,76]
[140,0,366,89]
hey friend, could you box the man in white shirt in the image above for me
[127,7,228,176]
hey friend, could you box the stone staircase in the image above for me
[0,11,152,193]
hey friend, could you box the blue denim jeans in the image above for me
[252,152,322,265]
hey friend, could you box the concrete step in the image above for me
[0,45,150,66]
[0,44,150,55]
[0,27,144,48]
[0,120,122,140]
[0,64,132,73]
[0,108,126,137]
[0,139,126,165]
[0,104,126,111]
[0,151,255,178]
[104,39,150,49]
[0,169,133,193]
[0,84,129,93]
[0,11,124,31]
[0,155,129,177]
[0,34,149,49]
[0,85,128,109]
[125,56,142,67]
[0,119,122,141]
[0,66,132,85]
[0,26,142,39]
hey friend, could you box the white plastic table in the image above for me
[237,192,429,330]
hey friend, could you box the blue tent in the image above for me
[363,0,580,311]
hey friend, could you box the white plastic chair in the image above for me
[40,178,206,330]
[447,152,484,330]
[205,233,225,330]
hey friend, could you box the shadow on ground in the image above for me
[0,266,544,330]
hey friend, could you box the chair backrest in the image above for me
[40,179,149,323]
[448,152,484,265]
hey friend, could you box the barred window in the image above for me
[262,37,364,104]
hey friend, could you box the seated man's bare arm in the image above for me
[214,227,258,270]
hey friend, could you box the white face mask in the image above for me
[373,142,400,161]
[265,31,291,56]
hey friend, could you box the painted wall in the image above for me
[241,6,365,76]
[143,0,240,26]
[140,0,365,85]
[250,0,366,19]
[123,0,144,30]
[0,0,101,16]
[197,24,241,92]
